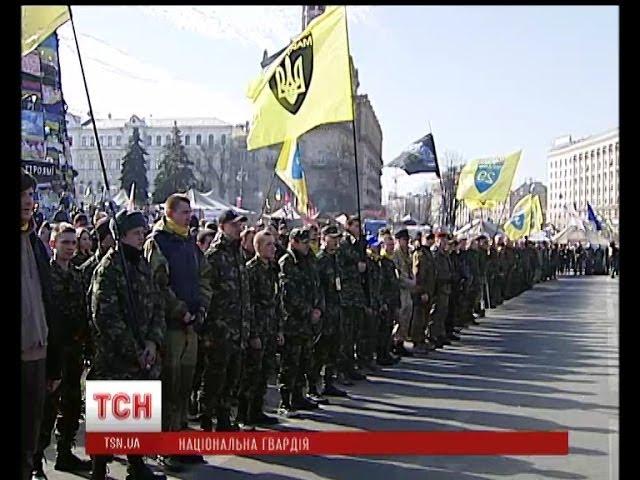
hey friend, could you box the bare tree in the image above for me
[440,150,465,228]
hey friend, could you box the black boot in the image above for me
[55,444,92,472]
[307,386,329,405]
[249,397,279,425]
[90,457,109,480]
[236,397,249,426]
[292,392,319,411]
[32,455,47,480]
[216,412,240,432]
[278,389,297,418]
[200,414,213,431]
[126,457,166,480]
[322,382,348,397]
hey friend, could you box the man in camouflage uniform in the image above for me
[144,194,212,469]
[503,239,517,300]
[89,210,166,480]
[378,229,401,365]
[360,235,382,370]
[34,223,92,476]
[456,237,475,329]
[336,216,368,381]
[80,217,114,291]
[476,235,489,317]
[240,227,256,263]
[201,209,251,432]
[466,237,482,325]
[391,228,415,357]
[448,238,469,336]
[411,232,436,354]
[431,232,453,348]
[278,228,322,416]
[311,225,349,396]
[240,230,283,426]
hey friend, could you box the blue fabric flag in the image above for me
[587,202,602,231]
[387,133,441,177]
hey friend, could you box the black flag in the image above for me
[387,133,440,177]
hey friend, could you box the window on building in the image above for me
[196,134,202,146]
[185,135,190,146]
[209,134,214,147]
[90,137,95,147]
[221,134,226,145]
[116,136,121,146]
[166,135,171,145]
[107,136,112,147]
[156,135,162,146]
[82,136,87,147]
[146,136,152,146]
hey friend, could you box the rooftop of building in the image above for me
[68,113,233,130]
[548,126,618,153]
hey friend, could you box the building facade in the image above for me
[67,114,234,200]
[547,127,619,230]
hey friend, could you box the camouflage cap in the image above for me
[112,210,147,236]
[289,227,310,242]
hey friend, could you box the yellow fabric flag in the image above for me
[504,194,535,241]
[275,137,309,214]
[456,150,522,208]
[22,6,70,56]
[246,6,353,150]
[531,194,544,233]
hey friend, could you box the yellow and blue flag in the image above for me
[504,193,543,240]
[22,6,70,56]
[246,6,353,150]
[456,150,522,210]
[275,137,309,214]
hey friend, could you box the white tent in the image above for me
[552,224,609,246]
[186,189,252,216]
[454,218,503,238]
[268,205,301,220]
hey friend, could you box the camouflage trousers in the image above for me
[431,287,449,340]
[35,343,84,464]
[200,338,242,420]
[239,335,278,406]
[410,299,430,345]
[162,328,198,432]
[309,324,341,390]
[339,306,363,374]
[357,307,379,365]
[377,307,396,357]
[279,335,312,399]
[491,274,504,306]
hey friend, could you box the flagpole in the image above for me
[261,171,278,216]
[68,6,147,357]
[344,7,363,226]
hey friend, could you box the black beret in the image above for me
[290,227,310,242]
[112,210,147,237]
[21,169,37,192]
[94,216,112,242]
[218,209,247,225]
[394,228,409,240]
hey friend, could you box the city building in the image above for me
[510,180,548,223]
[547,127,619,231]
[67,113,234,200]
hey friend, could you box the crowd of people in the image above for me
[21,170,620,480]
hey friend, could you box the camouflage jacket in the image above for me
[336,233,367,307]
[246,255,282,339]
[478,248,488,281]
[49,259,88,344]
[393,247,415,292]
[366,251,382,311]
[144,218,213,331]
[71,250,91,269]
[412,245,436,300]
[466,248,481,286]
[89,248,165,380]
[486,247,498,277]
[316,248,342,332]
[433,248,453,294]
[279,248,317,338]
[204,232,251,348]
[379,251,401,310]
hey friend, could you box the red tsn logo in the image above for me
[93,393,153,420]
[86,381,162,432]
